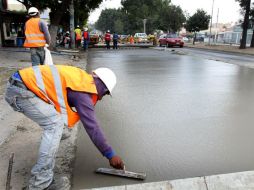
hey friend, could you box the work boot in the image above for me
[43,179,55,190]
[44,176,70,190]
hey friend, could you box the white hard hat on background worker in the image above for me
[28,7,39,16]
[93,68,116,94]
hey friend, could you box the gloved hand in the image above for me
[109,155,124,170]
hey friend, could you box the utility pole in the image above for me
[70,0,75,49]
[143,19,147,34]
[209,0,215,45]
[215,8,219,43]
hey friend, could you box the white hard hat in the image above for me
[107,30,110,33]
[84,27,88,31]
[66,31,70,34]
[28,7,39,16]
[93,68,116,94]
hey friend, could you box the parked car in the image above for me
[119,34,129,43]
[134,33,148,43]
[182,37,189,42]
[159,33,184,48]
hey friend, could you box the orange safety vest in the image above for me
[75,28,82,40]
[24,18,46,47]
[19,65,99,127]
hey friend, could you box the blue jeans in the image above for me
[5,79,64,190]
[106,40,110,49]
[113,40,118,49]
[30,47,45,66]
[83,40,89,50]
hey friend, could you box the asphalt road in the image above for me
[72,48,254,189]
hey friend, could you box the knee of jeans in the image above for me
[5,96,22,112]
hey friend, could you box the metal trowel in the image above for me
[95,167,146,180]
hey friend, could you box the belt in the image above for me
[9,77,27,89]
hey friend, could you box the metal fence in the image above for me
[217,31,253,45]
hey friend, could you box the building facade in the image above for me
[0,0,27,47]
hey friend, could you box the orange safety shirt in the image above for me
[24,18,46,47]
[19,65,98,127]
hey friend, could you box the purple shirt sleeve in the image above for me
[39,20,51,45]
[67,89,115,159]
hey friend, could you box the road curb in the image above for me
[83,171,254,190]
[185,45,254,57]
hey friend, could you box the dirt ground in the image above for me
[0,48,87,190]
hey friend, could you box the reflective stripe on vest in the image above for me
[33,65,68,124]
[26,34,45,37]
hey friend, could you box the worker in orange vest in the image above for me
[24,7,51,66]
[74,25,82,48]
[104,30,111,49]
[83,27,90,51]
[130,35,134,44]
[5,66,124,189]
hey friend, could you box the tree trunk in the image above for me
[0,12,5,47]
[251,29,254,47]
[240,0,251,49]
[70,0,75,49]
[49,1,70,50]
[49,25,58,50]
[193,32,196,45]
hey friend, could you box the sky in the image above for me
[88,0,245,24]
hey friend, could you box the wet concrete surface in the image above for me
[72,48,254,189]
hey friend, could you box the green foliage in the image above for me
[185,9,210,33]
[157,4,186,32]
[96,0,186,34]
[16,0,103,27]
[95,8,125,33]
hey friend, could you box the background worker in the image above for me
[74,25,82,48]
[83,27,90,51]
[23,7,51,66]
[5,65,124,189]
[105,30,111,49]
[113,32,119,49]
[129,35,134,44]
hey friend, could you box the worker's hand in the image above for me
[109,155,124,170]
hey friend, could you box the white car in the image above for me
[134,33,148,43]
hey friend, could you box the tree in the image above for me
[95,8,125,33]
[95,0,186,35]
[15,0,103,48]
[236,0,251,49]
[157,3,186,33]
[121,0,167,34]
[185,9,210,45]
[250,3,254,47]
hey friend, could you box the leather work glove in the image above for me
[109,155,125,170]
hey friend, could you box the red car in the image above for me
[159,34,184,48]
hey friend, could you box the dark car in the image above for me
[159,33,184,48]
